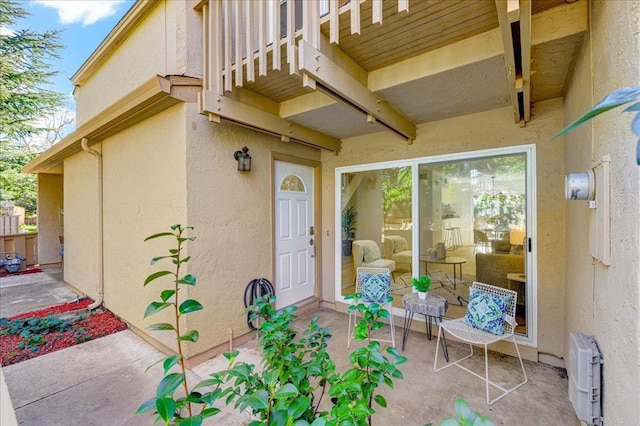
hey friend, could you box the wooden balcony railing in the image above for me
[198,0,415,150]
[202,0,410,92]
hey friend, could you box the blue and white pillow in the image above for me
[359,272,391,303]
[465,288,512,335]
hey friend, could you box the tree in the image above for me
[0,0,68,215]
[0,0,66,145]
[0,150,38,214]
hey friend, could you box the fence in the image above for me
[0,216,20,235]
[0,232,38,267]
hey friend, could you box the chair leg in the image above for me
[484,344,491,405]
[433,328,474,373]
[482,339,528,405]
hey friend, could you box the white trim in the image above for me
[335,144,537,347]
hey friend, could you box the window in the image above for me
[336,146,536,344]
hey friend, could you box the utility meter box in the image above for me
[568,332,602,426]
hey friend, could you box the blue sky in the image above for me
[17,0,135,100]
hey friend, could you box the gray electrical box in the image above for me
[568,332,603,426]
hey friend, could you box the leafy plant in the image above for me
[208,293,406,425]
[551,86,640,165]
[381,167,412,222]
[0,315,73,350]
[137,224,210,424]
[412,275,432,292]
[137,226,407,425]
[342,205,357,240]
[473,193,524,229]
[433,397,494,426]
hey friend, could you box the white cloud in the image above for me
[1,26,15,36]
[35,1,126,27]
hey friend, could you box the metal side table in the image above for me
[401,293,449,361]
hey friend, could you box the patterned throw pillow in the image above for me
[464,288,512,335]
[359,272,391,303]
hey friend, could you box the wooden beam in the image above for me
[495,0,520,124]
[329,0,339,44]
[350,0,360,35]
[258,1,267,76]
[223,0,232,92]
[507,0,520,22]
[245,1,255,82]
[271,0,280,70]
[372,0,382,25]
[233,0,243,87]
[202,90,341,152]
[298,39,416,141]
[520,0,532,122]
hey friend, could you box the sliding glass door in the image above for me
[338,165,413,299]
[336,146,536,344]
[417,152,530,337]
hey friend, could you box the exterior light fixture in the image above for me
[234,146,251,171]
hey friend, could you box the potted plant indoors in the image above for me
[412,275,432,299]
[341,205,357,256]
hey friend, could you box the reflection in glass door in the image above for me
[418,153,529,336]
[339,167,413,306]
[337,147,534,341]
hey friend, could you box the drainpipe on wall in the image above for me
[81,138,104,310]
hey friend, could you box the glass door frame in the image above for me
[334,144,537,347]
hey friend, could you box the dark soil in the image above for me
[0,299,128,366]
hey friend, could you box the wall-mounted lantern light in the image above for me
[234,146,251,172]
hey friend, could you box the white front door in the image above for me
[274,161,315,309]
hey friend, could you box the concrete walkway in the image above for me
[0,269,78,318]
[1,270,580,425]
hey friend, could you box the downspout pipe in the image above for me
[81,138,104,310]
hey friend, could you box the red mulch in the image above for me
[0,267,43,278]
[0,299,128,366]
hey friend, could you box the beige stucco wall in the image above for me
[36,173,63,266]
[182,103,321,357]
[563,1,640,423]
[64,148,100,299]
[74,1,198,126]
[100,103,188,351]
[321,100,566,361]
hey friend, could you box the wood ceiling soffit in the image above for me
[321,0,499,71]
[297,39,416,142]
[201,90,340,152]
[369,28,504,92]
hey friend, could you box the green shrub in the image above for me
[138,225,406,425]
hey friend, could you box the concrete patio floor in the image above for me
[1,269,579,425]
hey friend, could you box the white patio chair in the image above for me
[347,267,395,349]
[433,281,527,405]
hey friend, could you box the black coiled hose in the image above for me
[243,278,275,330]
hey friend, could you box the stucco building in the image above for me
[25,1,639,423]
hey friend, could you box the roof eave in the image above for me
[24,75,202,174]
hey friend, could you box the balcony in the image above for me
[197,0,586,151]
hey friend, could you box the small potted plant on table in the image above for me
[412,275,432,299]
